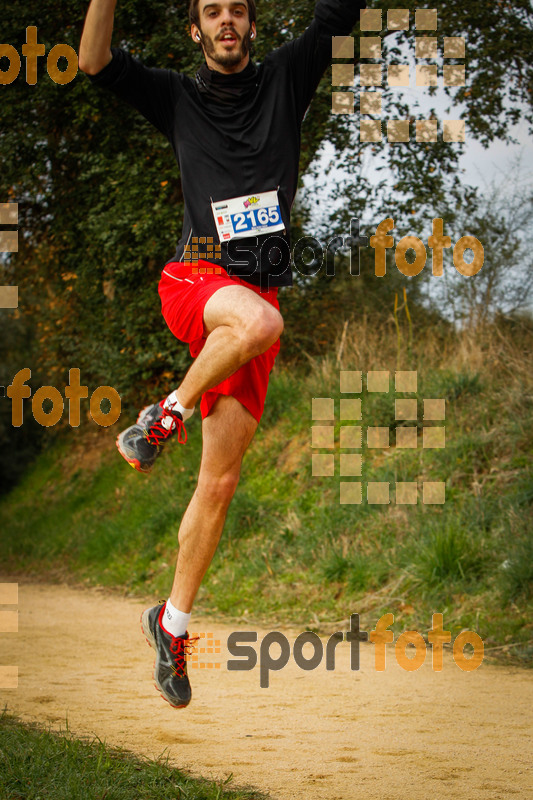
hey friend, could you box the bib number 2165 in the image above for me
[233,205,280,233]
[211,188,285,242]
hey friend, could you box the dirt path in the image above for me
[1,581,531,799]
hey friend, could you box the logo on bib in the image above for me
[243,196,260,208]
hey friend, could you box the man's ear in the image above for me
[191,25,201,42]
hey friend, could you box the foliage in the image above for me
[1,318,532,661]
[1,0,532,482]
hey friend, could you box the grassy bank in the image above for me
[0,710,266,800]
[1,316,532,662]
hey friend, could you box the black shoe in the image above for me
[116,402,187,473]
[140,603,196,709]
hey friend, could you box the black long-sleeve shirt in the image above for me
[88,0,364,288]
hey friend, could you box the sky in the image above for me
[304,28,533,226]
[299,26,533,317]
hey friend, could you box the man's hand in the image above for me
[79,0,117,74]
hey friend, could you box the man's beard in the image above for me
[199,26,252,68]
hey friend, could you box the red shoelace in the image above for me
[169,635,199,677]
[145,411,187,446]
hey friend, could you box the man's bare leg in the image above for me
[175,284,283,410]
[169,394,258,611]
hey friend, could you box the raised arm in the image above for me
[275,0,365,123]
[79,0,117,74]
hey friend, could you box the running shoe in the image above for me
[141,602,196,708]
[116,402,187,473]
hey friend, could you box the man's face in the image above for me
[192,0,256,73]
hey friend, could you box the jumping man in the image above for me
[79,0,363,708]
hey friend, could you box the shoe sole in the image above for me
[140,609,190,709]
[116,430,152,474]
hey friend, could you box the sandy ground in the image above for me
[1,580,532,799]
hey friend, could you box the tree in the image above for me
[314,0,533,243]
[432,161,533,326]
[1,0,532,472]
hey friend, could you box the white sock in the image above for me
[161,598,191,638]
[163,390,195,423]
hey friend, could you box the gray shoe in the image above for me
[116,403,187,473]
[141,603,196,708]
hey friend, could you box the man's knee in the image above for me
[197,470,241,507]
[241,304,283,357]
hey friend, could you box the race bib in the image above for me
[211,189,285,242]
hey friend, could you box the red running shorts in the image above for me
[158,260,281,423]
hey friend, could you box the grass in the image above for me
[0,316,532,663]
[0,709,267,800]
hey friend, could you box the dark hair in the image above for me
[189,0,257,28]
